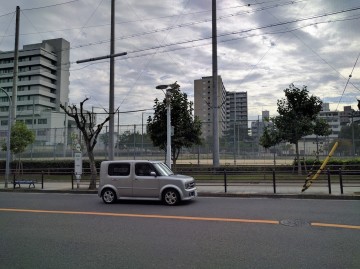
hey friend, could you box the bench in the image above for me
[13,179,37,188]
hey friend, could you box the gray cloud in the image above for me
[1,0,359,123]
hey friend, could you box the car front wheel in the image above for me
[162,189,180,206]
[102,189,117,204]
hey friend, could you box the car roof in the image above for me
[102,160,162,164]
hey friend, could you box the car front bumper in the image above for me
[182,188,197,201]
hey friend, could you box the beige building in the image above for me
[194,76,227,139]
[0,38,73,145]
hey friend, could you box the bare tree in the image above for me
[60,98,111,189]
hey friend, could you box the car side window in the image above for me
[135,163,154,176]
[108,163,130,176]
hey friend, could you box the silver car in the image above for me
[98,160,197,205]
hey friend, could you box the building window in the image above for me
[37,130,46,136]
[1,120,8,126]
[38,119,47,124]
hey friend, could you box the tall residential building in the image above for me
[194,76,227,139]
[226,91,248,131]
[251,110,270,139]
[0,38,71,144]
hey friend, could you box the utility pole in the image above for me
[76,0,126,160]
[11,6,20,124]
[212,0,220,167]
[109,0,115,160]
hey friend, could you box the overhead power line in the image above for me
[0,12,358,76]
[336,52,360,110]
[50,5,360,56]
[1,0,305,47]
[22,0,80,11]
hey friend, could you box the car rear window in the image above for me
[108,163,130,176]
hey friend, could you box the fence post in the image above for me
[224,169,227,193]
[272,169,276,194]
[339,168,343,194]
[327,168,331,194]
[71,174,74,190]
[41,171,44,189]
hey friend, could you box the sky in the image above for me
[1,0,360,125]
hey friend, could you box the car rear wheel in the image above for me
[102,189,117,204]
[162,189,180,206]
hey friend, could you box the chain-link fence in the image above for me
[0,121,357,165]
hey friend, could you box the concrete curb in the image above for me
[197,192,360,200]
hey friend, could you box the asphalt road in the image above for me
[0,193,359,269]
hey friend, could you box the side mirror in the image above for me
[150,171,157,177]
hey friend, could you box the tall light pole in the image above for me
[155,82,180,169]
[0,87,12,188]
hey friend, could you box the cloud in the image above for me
[1,0,359,125]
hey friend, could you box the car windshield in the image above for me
[152,162,174,176]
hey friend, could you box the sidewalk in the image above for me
[1,181,359,200]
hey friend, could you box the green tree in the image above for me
[117,130,152,149]
[313,118,332,159]
[313,118,332,137]
[272,84,326,174]
[259,119,282,150]
[330,139,352,156]
[338,123,360,155]
[1,121,35,172]
[147,86,202,168]
[60,98,111,189]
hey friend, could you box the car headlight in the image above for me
[185,181,195,189]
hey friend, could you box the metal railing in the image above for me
[1,166,358,195]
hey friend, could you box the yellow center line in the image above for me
[0,208,278,225]
[311,222,360,230]
[1,208,359,230]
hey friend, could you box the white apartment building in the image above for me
[300,103,358,155]
[226,91,248,131]
[0,38,72,145]
[194,76,227,139]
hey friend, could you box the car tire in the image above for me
[162,188,180,206]
[102,188,117,204]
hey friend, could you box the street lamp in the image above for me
[0,87,12,188]
[155,82,180,169]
